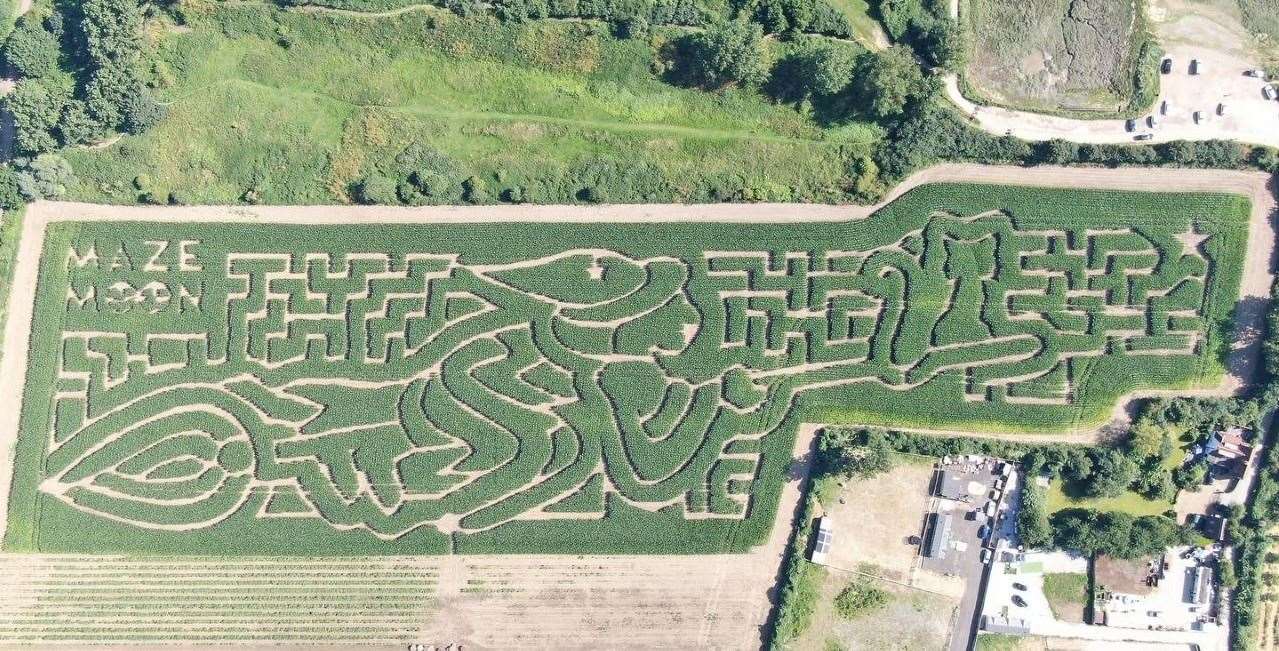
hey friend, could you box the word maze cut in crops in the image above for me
[3,184,1247,554]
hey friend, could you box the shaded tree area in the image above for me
[3,0,165,157]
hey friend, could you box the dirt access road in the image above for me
[946,0,1279,147]
[0,164,1271,648]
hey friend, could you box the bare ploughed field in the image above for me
[0,429,814,650]
[0,164,1272,648]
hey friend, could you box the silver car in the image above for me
[1266,85,1278,101]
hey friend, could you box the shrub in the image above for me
[355,174,398,205]
[833,579,889,619]
[14,154,76,200]
[1018,481,1053,548]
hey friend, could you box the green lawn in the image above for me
[1041,572,1089,621]
[1044,481,1173,516]
[825,0,886,47]
[64,4,878,205]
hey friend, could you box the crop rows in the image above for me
[0,556,437,644]
[3,183,1248,554]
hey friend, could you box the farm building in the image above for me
[924,512,954,559]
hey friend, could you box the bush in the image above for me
[833,580,889,619]
[355,174,398,205]
[13,154,76,200]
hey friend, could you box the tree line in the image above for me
[0,0,162,206]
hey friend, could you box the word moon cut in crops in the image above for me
[1,184,1248,555]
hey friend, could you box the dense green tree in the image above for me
[852,46,929,118]
[815,427,895,479]
[121,88,167,135]
[874,0,921,41]
[57,99,108,146]
[0,167,25,210]
[805,40,858,96]
[913,16,965,69]
[80,0,144,65]
[4,79,69,154]
[1085,448,1138,498]
[690,20,767,88]
[3,16,61,79]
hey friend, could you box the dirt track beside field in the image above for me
[0,163,1272,647]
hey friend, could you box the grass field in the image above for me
[61,3,877,206]
[2,183,1247,555]
[795,569,958,650]
[1041,572,1089,622]
[960,0,1157,116]
[1043,481,1174,517]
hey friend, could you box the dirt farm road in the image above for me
[0,163,1272,648]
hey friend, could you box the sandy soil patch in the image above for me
[796,569,960,651]
[819,457,934,583]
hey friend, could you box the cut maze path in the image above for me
[0,163,1271,648]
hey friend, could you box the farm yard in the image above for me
[0,182,1248,556]
[960,0,1157,116]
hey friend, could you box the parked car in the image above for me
[1134,133,1153,141]
[1217,102,1226,116]
[1147,115,1159,128]
[1125,118,1137,132]
[1265,85,1278,101]
[1161,58,1173,74]
[977,525,991,539]
[1194,110,1207,124]
[1012,582,1027,591]
[1190,59,1201,75]
[1247,69,1266,77]
[1160,100,1170,115]
[980,549,993,564]
[1012,595,1028,607]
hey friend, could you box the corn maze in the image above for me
[2,184,1248,554]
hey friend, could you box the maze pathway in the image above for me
[0,182,1249,555]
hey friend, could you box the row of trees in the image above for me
[2,0,164,163]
